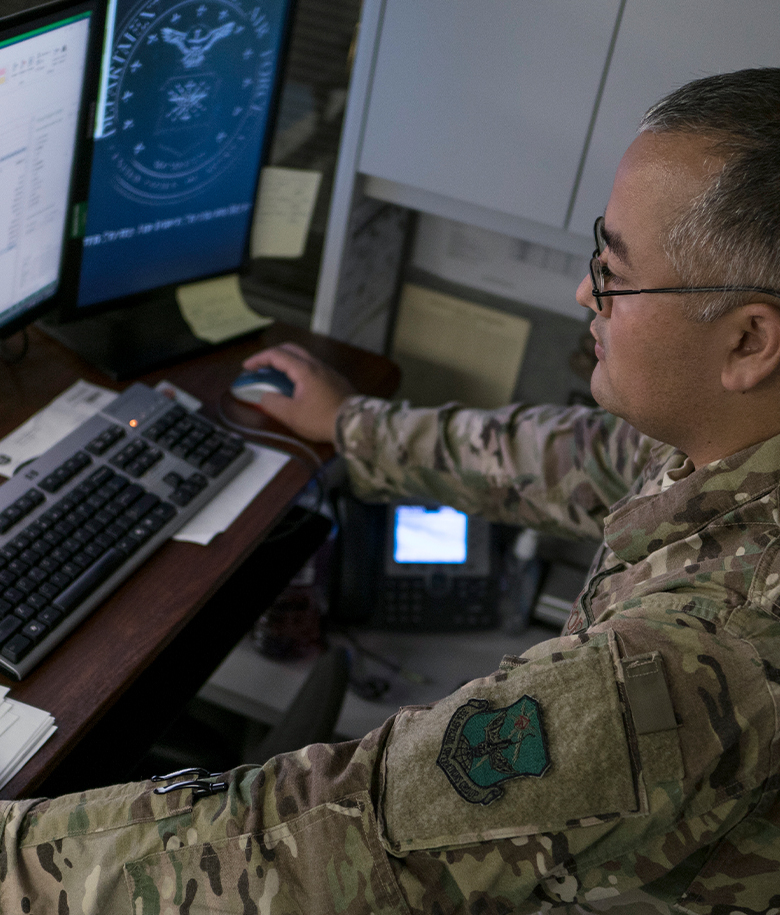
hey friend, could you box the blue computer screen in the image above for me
[77,0,292,308]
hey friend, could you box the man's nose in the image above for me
[576,273,602,314]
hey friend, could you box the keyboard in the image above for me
[0,383,251,679]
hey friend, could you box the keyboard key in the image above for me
[85,426,125,455]
[0,570,18,588]
[1,633,32,663]
[37,607,63,628]
[68,552,93,571]
[27,567,48,585]
[39,451,92,493]
[201,450,236,476]
[49,572,73,590]
[125,493,160,521]
[0,544,20,562]
[53,548,126,614]
[83,541,108,560]
[38,582,63,601]
[15,577,36,596]
[3,588,24,607]
[115,484,145,509]
[42,529,65,548]
[0,614,22,643]
[21,619,47,644]
[25,593,48,611]
[14,603,38,621]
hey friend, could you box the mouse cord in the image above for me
[216,394,328,542]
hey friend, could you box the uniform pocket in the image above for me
[124,792,410,915]
[671,803,780,915]
[379,631,680,854]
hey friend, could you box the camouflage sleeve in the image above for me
[2,611,775,913]
[335,397,658,539]
[379,611,779,913]
[0,725,408,915]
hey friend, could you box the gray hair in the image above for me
[639,68,780,321]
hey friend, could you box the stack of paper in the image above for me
[0,687,56,791]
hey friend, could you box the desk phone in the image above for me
[335,497,499,632]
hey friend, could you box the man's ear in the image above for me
[721,303,780,392]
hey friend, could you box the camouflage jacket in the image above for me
[1,399,779,914]
[335,398,780,911]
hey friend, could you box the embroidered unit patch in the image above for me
[437,695,550,805]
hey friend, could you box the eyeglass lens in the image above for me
[591,218,610,294]
[590,256,604,294]
[594,217,607,256]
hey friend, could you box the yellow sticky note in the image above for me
[252,166,322,258]
[392,283,531,408]
[176,274,273,344]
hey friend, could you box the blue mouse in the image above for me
[230,367,295,403]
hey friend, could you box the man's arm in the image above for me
[244,344,659,540]
[2,612,772,914]
[335,396,658,538]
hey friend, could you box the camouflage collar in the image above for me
[603,433,780,564]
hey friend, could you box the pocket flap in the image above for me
[380,633,645,854]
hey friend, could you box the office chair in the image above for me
[240,643,351,764]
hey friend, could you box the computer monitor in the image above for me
[44,0,295,379]
[0,0,102,341]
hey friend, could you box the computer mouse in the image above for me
[230,367,295,403]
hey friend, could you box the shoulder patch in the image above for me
[437,695,550,805]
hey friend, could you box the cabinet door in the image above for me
[358,0,622,232]
[569,0,780,236]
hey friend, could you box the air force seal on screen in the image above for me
[438,696,550,805]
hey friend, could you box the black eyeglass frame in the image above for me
[589,216,780,311]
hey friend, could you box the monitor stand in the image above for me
[39,293,225,381]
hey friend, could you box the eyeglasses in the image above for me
[589,216,780,311]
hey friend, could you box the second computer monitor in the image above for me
[76,0,294,310]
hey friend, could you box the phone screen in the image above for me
[393,505,468,564]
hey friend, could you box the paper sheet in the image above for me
[0,380,117,477]
[176,274,274,344]
[251,166,322,258]
[0,686,57,791]
[0,708,17,738]
[174,443,290,545]
[391,283,531,408]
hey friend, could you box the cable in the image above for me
[339,631,433,686]
[217,392,324,471]
[216,391,328,542]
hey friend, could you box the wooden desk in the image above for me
[0,324,399,799]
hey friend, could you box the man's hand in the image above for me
[242,343,357,443]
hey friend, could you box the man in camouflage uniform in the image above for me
[4,68,780,914]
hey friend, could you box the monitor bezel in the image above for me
[0,0,106,340]
[49,0,298,329]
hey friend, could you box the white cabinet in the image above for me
[358,1,621,238]
[569,0,780,236]
[313,0,780,339]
